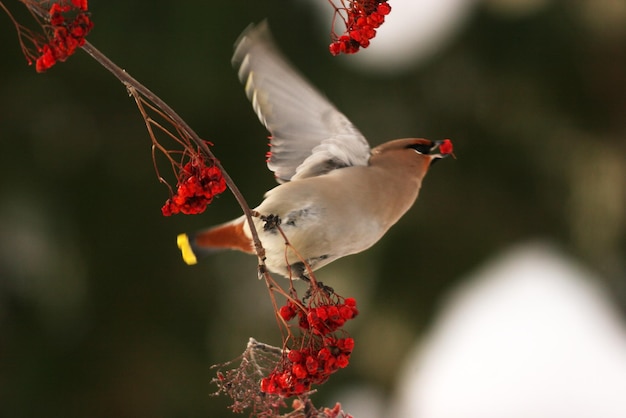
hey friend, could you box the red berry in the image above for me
[440,139,454,155]
[292,364,308,379]
[279,304,296,321]
[377,2,392,15]
[288,349,303,363]
[336,354,350,368]
[305,356,319,374]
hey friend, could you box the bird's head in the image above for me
[371,138,455,172]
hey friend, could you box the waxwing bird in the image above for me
[176,22,454,278]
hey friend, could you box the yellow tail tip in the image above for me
[177,234,197,265]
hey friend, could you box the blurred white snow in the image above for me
[390,242,626,418]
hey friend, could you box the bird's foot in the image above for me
[260,213,281,231]
[300,275,334,299]
[257,263,268,280]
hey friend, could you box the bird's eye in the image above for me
[407,142,433,154]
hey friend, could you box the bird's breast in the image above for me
[243,165,421,276]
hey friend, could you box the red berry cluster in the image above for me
[261,336,355,397]
[161,157,227,216]
[35,0,94,72]
[280,297,358,336]
[261,298,358,397]
[329,0,391,56]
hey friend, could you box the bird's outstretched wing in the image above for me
[232,21,371,183]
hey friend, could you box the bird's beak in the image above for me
[430,139,456,160]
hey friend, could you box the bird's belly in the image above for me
[245,168,407,277]
[252,202,384,277]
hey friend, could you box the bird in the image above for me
[176,21,454,279]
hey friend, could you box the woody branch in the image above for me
[78,40,267,266]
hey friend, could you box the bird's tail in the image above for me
[177,217,254,265]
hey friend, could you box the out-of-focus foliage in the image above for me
[0,1,624,416]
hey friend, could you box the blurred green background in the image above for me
[1,0,624,416]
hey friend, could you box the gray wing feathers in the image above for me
[232,22,370,183]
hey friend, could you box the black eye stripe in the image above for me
[407,143,433,154]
